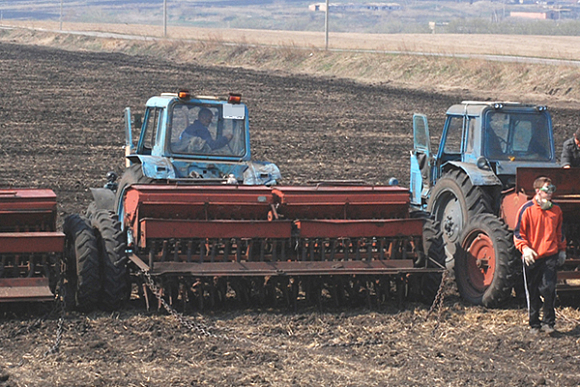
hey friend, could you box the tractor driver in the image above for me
[179,108,232,152]
[561,128,580,168]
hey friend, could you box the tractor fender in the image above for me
[89,188,116,212]
[443,161,502,187]
[133,155,177,180]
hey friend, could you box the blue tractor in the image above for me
[410,101,580,306]
[66,90,281,310]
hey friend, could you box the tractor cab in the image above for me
[125,90,280,185]
[410,102,559,208]
[137,92,250,161]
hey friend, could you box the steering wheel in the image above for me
[497,135,508,147]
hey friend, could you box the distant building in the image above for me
[428,21,450,33]
[309,3,401,12]
[309,3,325,11]
[509,10,558,19]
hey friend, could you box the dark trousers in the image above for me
[523,254,558,328]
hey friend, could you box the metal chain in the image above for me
[425,269,448,335]
[44,275,66,356]
[44,301,64,356]
[139,270,288,350]
[139,270,218,338]
[40,267,457,355]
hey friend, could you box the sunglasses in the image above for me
[539,184,556,194]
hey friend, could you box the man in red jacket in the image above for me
[514,176,566,334]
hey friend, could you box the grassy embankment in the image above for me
[1,20,580,105]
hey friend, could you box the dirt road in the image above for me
[1,41,580,387]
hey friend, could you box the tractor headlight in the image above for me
[476,156,490,170]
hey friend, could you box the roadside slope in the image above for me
[1,22,580,104]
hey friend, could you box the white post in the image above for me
[324,0,329,50]
[60,0,63,30]
[502,0,505,19]
[163,0,167,37]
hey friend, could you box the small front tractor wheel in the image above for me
[454,213,519,307]
[63,214,101,311]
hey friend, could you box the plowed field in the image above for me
[1,42,580,387]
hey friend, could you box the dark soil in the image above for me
[1,42,580,387]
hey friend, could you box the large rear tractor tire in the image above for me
[427,169,494,269]
[84,201,97,220]
[91,209,129,310]
[454,213,519,307]
[114,163,153,215]
[418,218,447,304]
[63,214,101,311]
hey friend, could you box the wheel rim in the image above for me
[438,192,463,243]
[464,232,496,293]
[434,191,463,261]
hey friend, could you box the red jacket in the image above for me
[513,199,566,259]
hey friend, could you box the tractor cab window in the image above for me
[485,111,551,161]
[442,115,463,154]
[486,113,509,158]
[140,107,163,155]
[169,103,246,157]
[465,117,478,155]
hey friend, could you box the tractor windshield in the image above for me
[169,103,247,157]
[484,111,552,161]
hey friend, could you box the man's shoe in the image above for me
[530,327,541,335]
[541,325,555,334]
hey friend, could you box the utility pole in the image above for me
[60,0,63,30]
[163,0,167,38]
[502,0,506,20]
[324,0,329,50]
